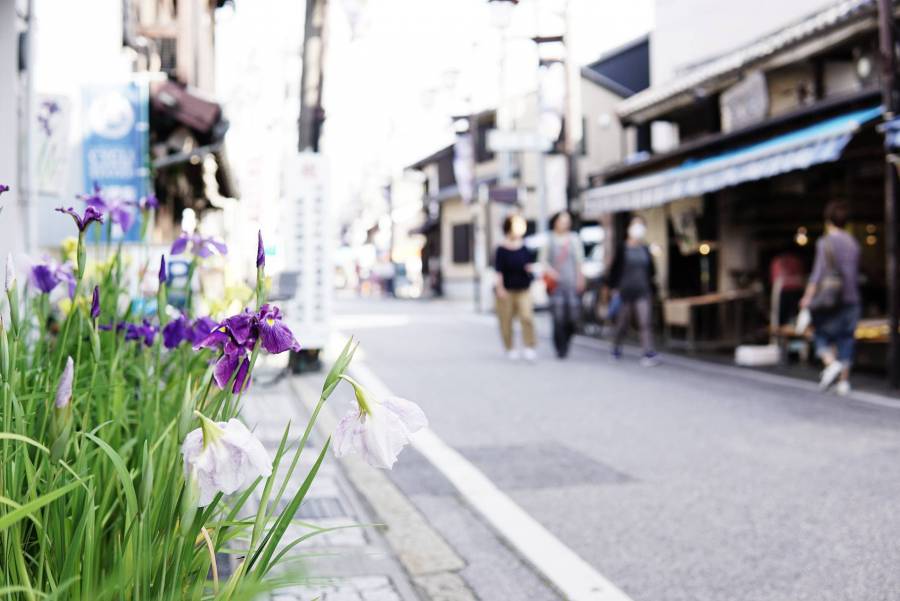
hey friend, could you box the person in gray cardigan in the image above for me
[541,211,585,358]
[800,200,861,395]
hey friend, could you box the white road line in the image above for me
[348,358,635,601]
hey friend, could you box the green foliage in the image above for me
[0,243,353,599]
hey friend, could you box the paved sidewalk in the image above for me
[240,368,425,601]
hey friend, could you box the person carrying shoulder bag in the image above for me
[541,210,584,358]
[800,200,861,395]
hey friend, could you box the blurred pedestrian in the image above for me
[495,214,537,361]
[608,215,659,366]
[800,200,860,395]
[541,210,584,358]
[769,251,806,326]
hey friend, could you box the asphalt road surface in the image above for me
[335,297,900,601]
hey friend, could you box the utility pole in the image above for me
[561,0,581,213]
[878,0,899,387]
[299,0,328,152]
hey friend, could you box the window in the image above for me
[476,115,496,163]
[451,223,473,264]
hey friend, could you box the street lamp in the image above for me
[487,0,518,30]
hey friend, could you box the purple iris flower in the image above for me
[56,206,104,232]
[0,184,9,196]
[171,232,228,258]
[256,304,300,354]
[56,263,76,298]
[195,314,255,356]
[195,303,299,393]
[159,256,167,284]
[166,315,219,350]
[82,185,134,233]
[29,264,59,294]
[190,316,218,345]
[214,352,251,393]
[29,259,75,297]
[91,286,100,319]
[194,318,254,392]
[99,322,127,333]
[125,320,158,347]
[257,230,265,268]
[162,315,190,349]
[134,195,159,211]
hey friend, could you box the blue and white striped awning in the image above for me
[584,106,883,215]
[883,115,900,150]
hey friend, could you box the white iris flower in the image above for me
[181,414,272,507]
[333,376,427,469]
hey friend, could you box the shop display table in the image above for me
[662,289,758,352]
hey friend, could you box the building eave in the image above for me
[407,144,453,171]
[580,68,634,98]
[617,0,881,124]
[597,87,880,184]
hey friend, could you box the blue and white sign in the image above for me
[81,81,149,241]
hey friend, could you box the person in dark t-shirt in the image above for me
[494,214,537,361]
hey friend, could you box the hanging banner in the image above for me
[81,80,150,241]
[34,95,71,196]
[453,132,475,204]
[668,196,703,255]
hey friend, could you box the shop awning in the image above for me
[883,115,900,150]
[584,106,883,215]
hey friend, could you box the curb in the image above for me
[570,333,900,411]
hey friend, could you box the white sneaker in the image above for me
[639,353,661,367]
[522,347,537,362]
[506,349,521,361]
[819,361,843,390]
[835,381,851,396]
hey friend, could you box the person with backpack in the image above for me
[607,215,660,366]
[541,210,585,358]
[800,200,861,395]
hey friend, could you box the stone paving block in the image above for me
[269,575,403,601]
[411,573,476,601]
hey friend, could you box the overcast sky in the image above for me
[218,0,654,220]
[322,0,653,214]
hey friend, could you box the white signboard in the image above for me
[281,151,332,350]
[487,129,553,153]
[720,71,769,132]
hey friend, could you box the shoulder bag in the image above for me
[809,237,843,313]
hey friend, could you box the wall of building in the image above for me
[0,0,26,265]
[440,196,476,300]
[578,79,629,190]
[652,0,836,86]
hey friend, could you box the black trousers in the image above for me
[550,287,580,358]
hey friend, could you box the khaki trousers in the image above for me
[496,290,536,350]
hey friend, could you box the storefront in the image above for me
[584,99,893,373]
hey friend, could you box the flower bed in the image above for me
[0,185,425,599]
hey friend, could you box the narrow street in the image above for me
[335,297,900,601]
